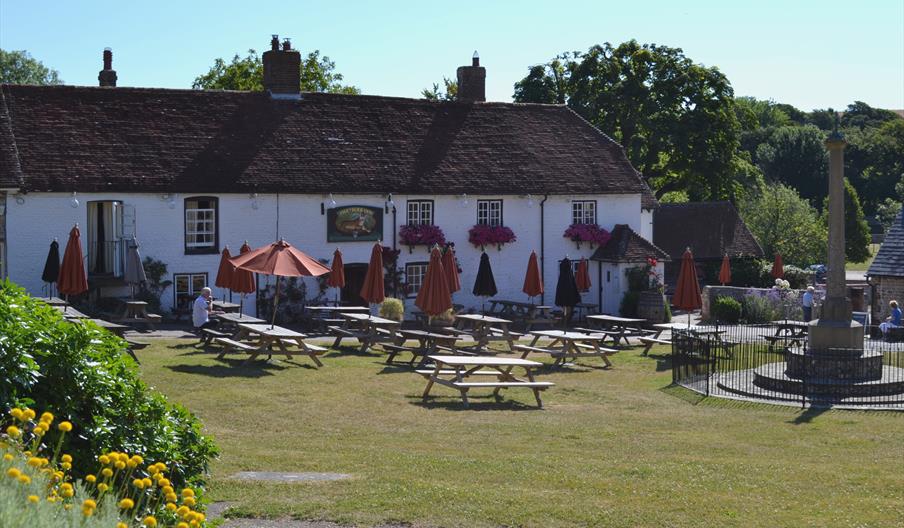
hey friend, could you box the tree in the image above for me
[876,198,902,233]
[192,49,359,94]
[739,183,827,266]
[421,77,457,101]
[513,41,742,201]
[841,101,899,130]
[734,97,792,131]
[0,49,62,85]
[754,125,828,204]
[820,178,871,263]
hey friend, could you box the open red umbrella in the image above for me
[575,258,591,293]
[522,251,544,299]
[214,247,234,299]
[231,242,256,317]
[360,243,385,306]
[673,248,702,324]
[415,247,453,317]
[718,254,732,286]
[441,246,461,295]
[230,239,329,326]
[57,225,88,298]
[327,249,346,304]
[771,253,784,279]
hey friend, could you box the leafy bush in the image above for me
[135,256,172,315]
[379,298,405,321]
[779,265,814,290]
[619,291,639,318]
[712,296,742,323]
[0,280,217,488]
[740,294,776,323]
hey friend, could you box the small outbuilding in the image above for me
[868,210,904,323]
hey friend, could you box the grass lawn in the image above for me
[138,340,904,528]
[846,243,881,271]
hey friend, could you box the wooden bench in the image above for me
[279,339,328,367]
[638,336,671,356]
[380,343,422,364]
[214,337,256,359]
[199,328,228,346]
[513,344,555,358]
[763,335,805,348]
[414,369,504,377]
[886,327,904,342]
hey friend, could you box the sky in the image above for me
[1,0,902,111]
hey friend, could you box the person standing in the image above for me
[801,286,815,322]
[879,300,902,339]
[193,287,223,331]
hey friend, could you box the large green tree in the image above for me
[740,183,827,266]
[513,41,743,201]
[819,178,871,263]
[0,49,62,85]
[754,125,828,204]
[192,49,359,94]
[421,77,457,101]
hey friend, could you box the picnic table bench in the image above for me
[637,336,672,355]
[454,314,520,352]
[526,330,618,367]
[330,313,401,353]
[585,315,650,345]
[419,355,553,408]
[217,323,327,367]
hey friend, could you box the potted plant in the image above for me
[379,297,405,322]
[563,223,611,249]
[399,224,446,252]
[467,224,517,251]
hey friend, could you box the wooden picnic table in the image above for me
[526,330,617,367]
[306,306,370,312]
[122,301,149,318]
[211,300,241,313]
[389,329,464,366]
[454,313,520,352]
[573,302,598,322]
[307,305,370,332]
[585,314,649,345]
[213,312,266,332]
[37,296,68,307]
[54,305,90,319]
[419,355,553,408]
[330,312,401,353]
[218,323,326,367]
[765,320,809,348]
[487,300,556,330]
[85,318,129,337]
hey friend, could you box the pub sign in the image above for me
[327,205,383,242]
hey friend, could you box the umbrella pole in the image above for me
[271,277,281,329]
[239,293,244,318]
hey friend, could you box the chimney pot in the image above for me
[270,35,280,51]
[472,50,479,67]
[457,51,486,102]
[262,35,301,97]
[98,48,117,87]
[282,38,292,51]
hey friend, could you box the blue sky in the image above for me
[1,0,902,111]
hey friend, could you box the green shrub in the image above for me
[712,296,742,323]
[619,291,639,318]
[0,280,217,488]
[379,297,405,321]
[740,294,776,323]
[780,265,814,290]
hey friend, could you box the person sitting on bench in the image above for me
[193,287,224,331]
[879,300,902,339]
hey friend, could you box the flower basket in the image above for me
[467,224,517,251]
[563,223,611,249]
[399,224,446,252]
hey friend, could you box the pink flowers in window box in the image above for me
[468,224,517,251]
[563,223,611,249]
[399,224,446,251]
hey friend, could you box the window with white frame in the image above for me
[406,200,433,226]
[572,200,597,225]
[184,197,218,254]
[477,199,503,226]
[173,272,209,312]
[405,262,429,296]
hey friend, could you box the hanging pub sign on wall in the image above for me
[327,206,383,242]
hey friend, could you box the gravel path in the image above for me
[209,502,413,528]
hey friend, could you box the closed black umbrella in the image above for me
[41,239,61,297]
[472,252,498,313]
[555,258,581,326]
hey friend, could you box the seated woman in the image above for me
[879,300,902,339]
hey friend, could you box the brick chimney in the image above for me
[98,48,117,87]
[456,51,486,102]
[262,35,301,99]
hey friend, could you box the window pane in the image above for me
[192,274,206,293]
[175,274,189,294]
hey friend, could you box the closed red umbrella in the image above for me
[327,249,345,305]
[575,258,591,293]
[230,239,330,326]
[57,225,88,298]
[360,243,385,306]
[522,251,544,298]
[771,253,784,279]
[441,246,461,294]
[214,247,234,298]
[231,242,257,317]
[415,247,453,317]
[718,254,732,286]
[672,249,702,324]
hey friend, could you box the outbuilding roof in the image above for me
[868,211,904,278]
[0,84,657,202]
[590,224,670,263]
[653,201,764,260]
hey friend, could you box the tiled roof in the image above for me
[869,210,904,278]
[0,90,23,189]
[0,84,651,197]
[653,201,764,260]
[590,224,670,262]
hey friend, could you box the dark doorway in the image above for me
[341,263,369,306]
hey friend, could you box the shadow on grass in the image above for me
[646,352,673,372]
[789,406,829,424]
[323,346,383,358]
[409,394,542,412]
[376,364,418,375]
[165,359,295,378]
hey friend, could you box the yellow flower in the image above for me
[143,515,158,527]
[27,457,42,467]
[176,506,189,516]
[119,498,135,509]
[61,487,74,498]
[148,465,159,475]
[142,477,152,488]
[81,506,94,516]
[132,478,144,489]
[6,468,20,478]
[97,483,108,492]
[162,485,174,494]
[5,425,21,438]
[23,409,35,420]
[61,454,72,463]
[2,453,12,461]
[166,502,177,512]
[17,474,31,485]
[61,462,72,470]
[182,496,196,507]
[115,460,126,470]
[131,455,144,465]
[101,468,113,478]
[181,488,195,498]
[40,412,54,423]
[117,523,128,528]
[10,408,23,420]
[157,477,170,487]
[166,492,178,502]
[177,523,189,528]
[85,474,96,483]
[57,421,72,432]
[98,454,110,465]
[27,494,39,503]
[33,426,46,437]
[83,499,96,508]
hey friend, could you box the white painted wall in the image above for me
[6,191,649,317]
